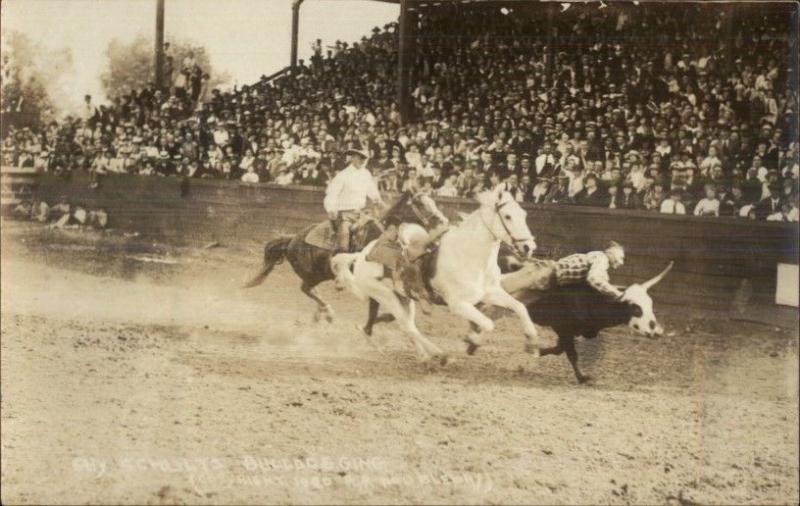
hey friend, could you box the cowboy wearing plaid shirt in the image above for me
[554,242,626,298]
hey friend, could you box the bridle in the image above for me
[479,198,532,254]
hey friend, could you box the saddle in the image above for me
[366,228,443,305]
[303,221,338,250]
[303,217,374,252]
[365,234,403,267]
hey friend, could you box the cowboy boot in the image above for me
[335,225,350,254]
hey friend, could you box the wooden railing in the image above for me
[15,171,797,315]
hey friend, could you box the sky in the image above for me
[1,0,398,114]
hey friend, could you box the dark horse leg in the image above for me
[301,279,334,323]
[286,232,337,324]
[244,234,334,324]
[362,298,395,336]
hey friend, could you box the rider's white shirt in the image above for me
[323,164,381,214]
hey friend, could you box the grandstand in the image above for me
[2,1,798,220]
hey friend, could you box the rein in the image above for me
[377,192,413,227]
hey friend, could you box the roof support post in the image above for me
[398,0,416,125]
[545,4,554,88]
[155,0,165,89]
[291,0,305,70]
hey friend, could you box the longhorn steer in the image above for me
[515,262,674,383]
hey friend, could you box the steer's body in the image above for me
[525,283,638,383]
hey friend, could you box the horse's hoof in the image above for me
[325,313,334,324]
[437,353,449,366]
[524,343,541,357]
[465,340,480,356]
[356,324,371,336]
[577,374,593,385]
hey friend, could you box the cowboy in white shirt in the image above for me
[323,148,386,252]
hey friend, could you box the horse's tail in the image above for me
[242,236,292,288]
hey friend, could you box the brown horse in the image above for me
[243,192,427,323]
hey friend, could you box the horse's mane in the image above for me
[380,191,413,226]
[476,189,513,208]
[475,189,496,207]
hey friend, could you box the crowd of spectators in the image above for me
[1,2,798,221]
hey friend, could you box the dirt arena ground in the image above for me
[1,221,798,505]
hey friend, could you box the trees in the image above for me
[1,30,73,129]
[99,36,152,100]
[99,36,228,100]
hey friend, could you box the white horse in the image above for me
[332,188,541,363]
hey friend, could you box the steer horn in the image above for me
[641,261,674,291]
